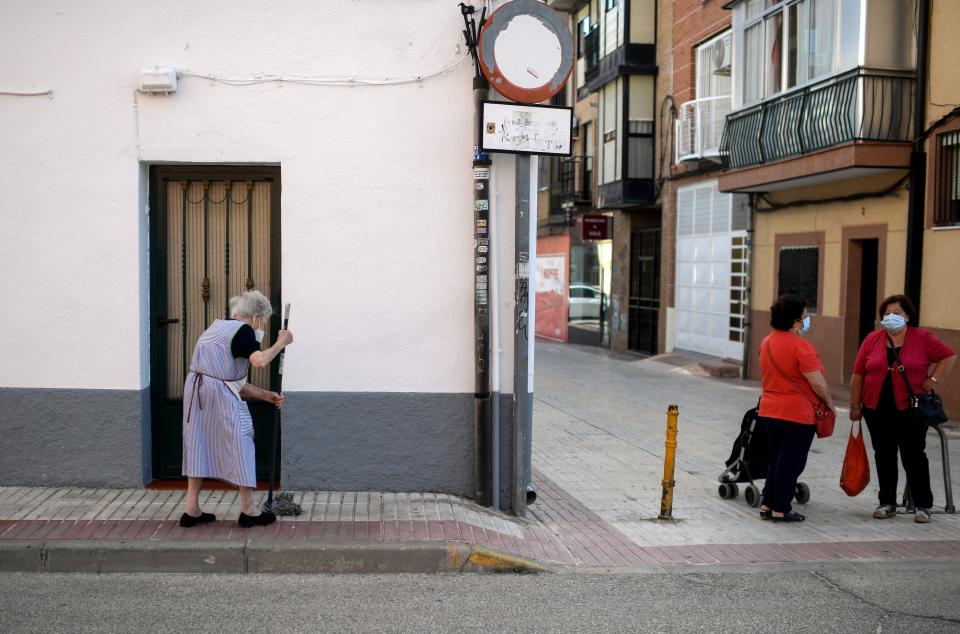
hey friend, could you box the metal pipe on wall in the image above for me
[905,0,929,318]
[525,156,538,506]
[473,74,493,507]
[490,187,502,511]
[513,155,532,515]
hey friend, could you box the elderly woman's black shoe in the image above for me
[179,512,216,528]
[238,510,277,528]
[771,510,805,523]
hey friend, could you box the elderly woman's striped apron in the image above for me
[182,319,257,488]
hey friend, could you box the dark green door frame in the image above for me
[148,165,282,480]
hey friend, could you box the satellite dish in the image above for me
[477,0,574,104]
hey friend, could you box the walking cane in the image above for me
[262,303,301,515]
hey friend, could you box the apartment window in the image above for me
[606,0,618,10]
[627,120,654,179]
[550,88,567,107]
[577,17,590,59]
[736,0,839,105]
[778,246,819,313]
[599,81,620,185]
[934,130,960,226]
[696,31,733,99]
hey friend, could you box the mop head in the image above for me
[263,490,303,516]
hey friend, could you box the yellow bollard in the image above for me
[659,405,680,520]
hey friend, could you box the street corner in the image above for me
[453,543,554,574]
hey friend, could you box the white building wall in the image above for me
[0,0,485,394]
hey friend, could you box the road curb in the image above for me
[0,540,44,572]
[0,540,550,574]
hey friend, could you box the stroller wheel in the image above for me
[795,482,811,505]
[718,483,738,499]
[744,484,762,508]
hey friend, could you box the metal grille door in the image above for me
[150,168,280,480]
[628,228,660,355]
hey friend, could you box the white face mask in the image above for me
[253,316,265,343]
[881,313,907,332]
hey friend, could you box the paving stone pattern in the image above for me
[1,341,958,569]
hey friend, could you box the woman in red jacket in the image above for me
[758,294,836,523]
[850,295,956,523]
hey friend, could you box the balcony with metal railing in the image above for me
[675,95,732,164]
[722,68,915,170]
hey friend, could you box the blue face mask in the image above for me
[881,313,907,332]
[798,316,811,335]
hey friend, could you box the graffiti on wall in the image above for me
[535,254,567,342]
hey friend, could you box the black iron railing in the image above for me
[560,155,593,204]
[722,68,915,169]
[584,27,600,81]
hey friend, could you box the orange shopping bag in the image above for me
[840,420,870,497]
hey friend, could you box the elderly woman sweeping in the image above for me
[179,290,294,528]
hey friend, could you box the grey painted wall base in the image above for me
[282,392,475,496]
[0,387,149,487]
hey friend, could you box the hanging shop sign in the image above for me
[481,101,572,156]
[477,0,574,104]
[582,215,611,241]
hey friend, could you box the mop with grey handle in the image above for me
[262,303,302,515]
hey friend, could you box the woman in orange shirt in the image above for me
[758,294,836,522]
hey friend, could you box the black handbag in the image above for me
[888,336,949,426]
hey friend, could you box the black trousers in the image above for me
[760,417,816,513]
[863,404,933,509]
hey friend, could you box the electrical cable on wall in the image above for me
[177,53,470,88]
[652,94,676,203]
[0,89,53,97]
[131,45,472,159]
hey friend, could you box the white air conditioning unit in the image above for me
[139,67,178,95]
[711,33,732,76]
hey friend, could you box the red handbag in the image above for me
[840,420,870,496]
[763,343,836,438]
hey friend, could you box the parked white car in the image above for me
[569,285,605,321]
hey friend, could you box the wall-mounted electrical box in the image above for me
[139,68,178,94]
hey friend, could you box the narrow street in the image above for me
[530,340,960,547]
[3,562,960,633]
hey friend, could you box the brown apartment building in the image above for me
[538,0,664,356]
[666,0,750,366]
[712,0,960,414]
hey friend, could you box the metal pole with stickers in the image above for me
[464,0,574,514]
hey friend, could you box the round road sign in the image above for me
[478,0,574,104]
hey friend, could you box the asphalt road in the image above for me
[2,561,959,633]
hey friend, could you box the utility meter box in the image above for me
[139,68,178,94]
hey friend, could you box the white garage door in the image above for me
[675,180,749,360]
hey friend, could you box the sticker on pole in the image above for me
[478,0,574,105]
[481,101,572,156]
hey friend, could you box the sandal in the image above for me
[760,508,771,521]
[873,504,896,519]
[771,510,805,523]
[914,508,931,523]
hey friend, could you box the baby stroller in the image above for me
[717,403,811,508]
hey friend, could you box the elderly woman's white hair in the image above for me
[229,291,273,319]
